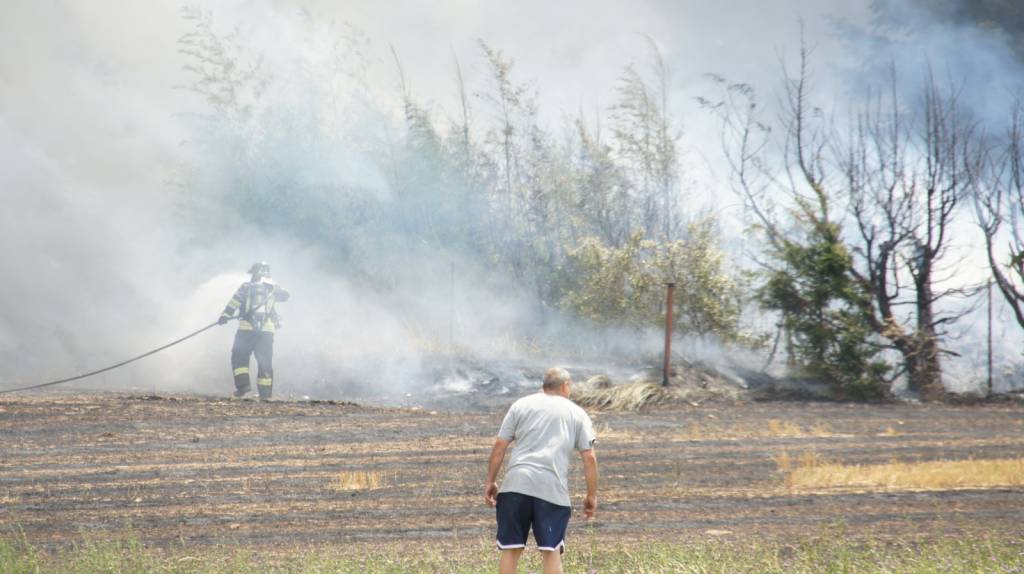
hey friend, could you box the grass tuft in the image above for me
[571,381,669,411]
[328,470,387,491]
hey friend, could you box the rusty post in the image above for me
[663,282,675,386]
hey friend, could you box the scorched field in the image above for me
[1,392,1023,571]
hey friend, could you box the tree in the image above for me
[702,44,894,397]
[177,6,267,123]
[609,38,682,241]
[474,41,537,279]
[974,97,1024,330]
[660,219,750,343]
[176,11,752,354]
[570,117,634,247]
[841,70,984,398]
[562,221,750,344]
[562,232,656,329]
[758,221,890,398]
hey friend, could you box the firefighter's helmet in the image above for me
[248,261,271,280]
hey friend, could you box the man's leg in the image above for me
[532,497,570,574]
[498,548,523,574]
[230,331,257,397]
[495,492,530,573]
[540,550,563,574]
[253,332,275,400]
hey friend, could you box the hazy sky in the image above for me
[1,1,868,149]
[5,1,1017,185]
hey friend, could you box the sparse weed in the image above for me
[808,422,832,436]
[0,528,41,574]
[766,419,802,437]
[764,419,835,438]
[774,450,826,488]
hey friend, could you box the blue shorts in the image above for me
[495,492,571,552]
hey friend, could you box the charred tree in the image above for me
[974,97,1024,330]
[842,71,982,398]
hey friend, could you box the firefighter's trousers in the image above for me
[231,330,274,399]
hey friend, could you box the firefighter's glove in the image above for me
[217,316,229,326]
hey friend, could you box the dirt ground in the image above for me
[1,392,1023,550]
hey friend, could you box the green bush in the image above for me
[562,220,757,346]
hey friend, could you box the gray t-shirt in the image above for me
[497,392,597,507]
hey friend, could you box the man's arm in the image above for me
[580,448,598,519]
[484,437,511,507]
[219,284,246,324]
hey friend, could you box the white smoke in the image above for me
[3,0,1023,400]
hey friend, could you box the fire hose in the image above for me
[0,295,279,395]
[0,318,237,395]
[0,290,290,392]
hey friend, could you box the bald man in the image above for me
[484,367,599,574]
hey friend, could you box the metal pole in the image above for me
[663,282,675,386]
[987,279,993,396]
[450,261,456,351]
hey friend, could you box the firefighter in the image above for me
[218,262,290,399]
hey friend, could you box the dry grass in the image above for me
[680,420,834,440]
[591,421,637,441]
[327,470,387,492]
[764,419,833,437]
[775,451,1024,491]
[591,419,837,443]
[773,451,825,487]
[571,381,669,411]
[766,419,802,436]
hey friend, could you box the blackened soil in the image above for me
[1,393,1022,549]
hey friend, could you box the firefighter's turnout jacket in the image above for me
[220,280,290,332]
[221,280,290,399]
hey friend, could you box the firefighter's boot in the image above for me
[257,377,273,400]
[233,367,252,397]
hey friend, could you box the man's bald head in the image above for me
[542,367,571,391]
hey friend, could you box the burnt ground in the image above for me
[1,392,1023,551]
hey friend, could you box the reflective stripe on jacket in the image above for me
[220,281,289,333]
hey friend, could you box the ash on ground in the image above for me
[325,355,831,412]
